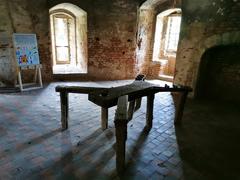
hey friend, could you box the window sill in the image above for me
[53,64,87,74]
[158,74,174,82]
[164,53,177,57]
[152,59,168,64]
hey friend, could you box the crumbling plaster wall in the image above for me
[136,0,181,78]
[0,1,15,86]
[86,0,139,80]
[0,0,51,85]
[174,0,240,94]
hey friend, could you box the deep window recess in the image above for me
[49,3,88,74]
[152,9,181,79]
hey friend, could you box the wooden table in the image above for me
[55,81,192,173]
[56,81,191,130]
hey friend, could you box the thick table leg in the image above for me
[128,100,135,121]
[115,119,127,174]
[101,107,108,130]
[114,95,128,174]
[146,94,155,128]
[174,91,188,125]
[60,92,69,130]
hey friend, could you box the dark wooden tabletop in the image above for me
[88,81,191,108]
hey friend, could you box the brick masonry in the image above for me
[0,0,240,94]
[0,0,142,85]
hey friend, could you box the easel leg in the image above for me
[38,67,43,87]
[101,107,108,130]
[34,67,38,83]
[60,92,69,130]
[18,71,23,92]
[146,94,154,128]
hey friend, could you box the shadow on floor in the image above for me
[37,128,117,179]
[36,125,152,180]
[0,128,62,158]
[175,99,240,180]
[120,126,151,178]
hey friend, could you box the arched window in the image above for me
[152,9,182,61]
[49,3,88,74]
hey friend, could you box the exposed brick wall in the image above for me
[0,0,142,85]
[1,0,239,88]
[82,0,139,80]
[136,0,181,79]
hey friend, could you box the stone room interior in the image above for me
[0,0,240,179]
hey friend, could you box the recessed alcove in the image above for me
[195,45,240,102]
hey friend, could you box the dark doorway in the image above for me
[195,45,240,102]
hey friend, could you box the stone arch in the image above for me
[191,31,240,96]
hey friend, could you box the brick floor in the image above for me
[0,80,240,180]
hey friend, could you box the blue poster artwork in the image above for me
[13,33,40,66]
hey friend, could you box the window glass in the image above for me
[165,16,181,54]
[53,14,71,63]
[54,17,69,47]
[56,47,69,62]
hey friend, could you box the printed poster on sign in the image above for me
[13,33,40,66]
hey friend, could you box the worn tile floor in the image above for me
[0,80,240,180]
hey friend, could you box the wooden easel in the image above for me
[13,33,43,92]
[17,64,43,91]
